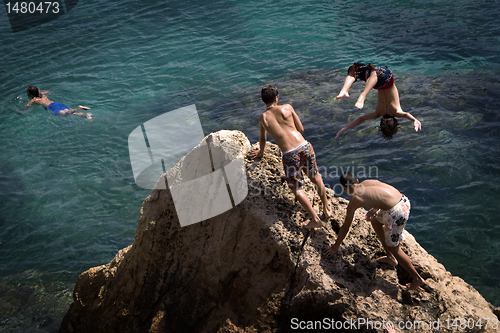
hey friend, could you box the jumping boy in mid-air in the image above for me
[325,172,425,290]
[250,85,331,229]
[335,63,421,140]
[25,86,92,119]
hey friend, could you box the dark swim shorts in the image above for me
[349,63,394,90]
[282,141,318,189]
[46,102,70,115]
[373,70,394,90]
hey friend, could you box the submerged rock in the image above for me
[59,130,498,333]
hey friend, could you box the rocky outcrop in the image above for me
[59,130,499,333]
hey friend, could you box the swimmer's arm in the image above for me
[395,110,422,132]
[23,99,35,110]
[290,105,304,134]
[40,90,50,94]
[355,71,378,109]
[335,111,378,139]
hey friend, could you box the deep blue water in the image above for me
[1,0,499,331]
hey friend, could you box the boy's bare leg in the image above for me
[291,185,322,229]
[310,173,332,219]
[75,106,92,118]
[370,218,398,266]
[336,75,355,99]
[61,108,92,119]
[74,112,93,119]
[355,72,378,109]
[387,245,426,290]
[370,218,425,289]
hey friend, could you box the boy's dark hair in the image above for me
[27,86,40,98]
[379,115,399,140]
[261,85,279,104]
[340,172,357,188]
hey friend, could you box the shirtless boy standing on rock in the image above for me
[325,172,425,290]
[250,85,331,229]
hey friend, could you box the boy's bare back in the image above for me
[350,179,402,210]
[260,104,306,152]
[28,94,53,108]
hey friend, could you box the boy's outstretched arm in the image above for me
[395,110,422,132]
[23,99,34,110]
[335,111,378,139]
[324,203,357,256]
[249,115,267,159]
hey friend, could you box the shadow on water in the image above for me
[0,164,74,333]
[0,162,26,229]
[0,271,73,333]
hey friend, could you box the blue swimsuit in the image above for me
[45,102,70,115]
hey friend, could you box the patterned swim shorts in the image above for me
[282,141,318,189]
[375,195,411,247]
[373,67,394,90]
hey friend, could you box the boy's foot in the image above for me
[406,278,426,290]
[376,256,398,267]
[78,105,91,110]
[335,91,349,100]
[302,219,323,229]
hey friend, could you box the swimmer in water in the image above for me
[25,86,92,119]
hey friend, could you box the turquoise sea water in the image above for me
[1,0,499,331]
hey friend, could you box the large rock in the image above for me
[59,130,499,333]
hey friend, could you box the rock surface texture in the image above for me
[60,130,499,333]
